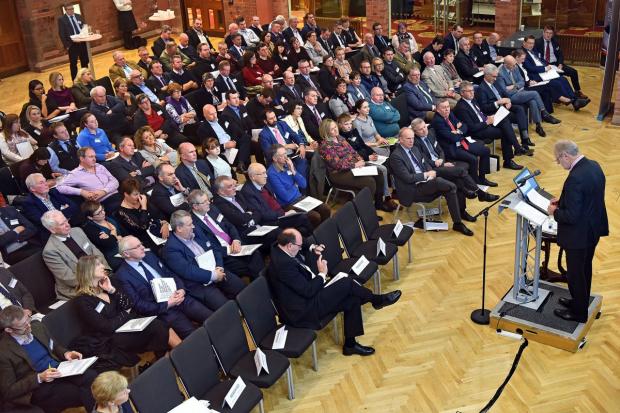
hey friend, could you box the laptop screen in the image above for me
[513,168,539,196]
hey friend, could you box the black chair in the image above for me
[41,299,84,348]
[390,92,411,128]
[392,180,443,231]
[9,252,57,313]
[334,202,399,281]
[170,328,264,413]
[204,301,295,400]
[95,76,115,97]
[347,51,364,72]
[0,166,24,197]
[353,187,414,281]
[236,277,318,371]
[129,357,186,413]
[312,218,380,292]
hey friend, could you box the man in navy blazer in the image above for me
[548,141,608,323]
[401,68,436,121]
[57,4,88,81]
[214,61,246,100]
[161,210,244,311]
[188,189,265,280]
[443,25,463,57]
[0,206,41,265]
[176,143,215,196]
[454,37,483,83]
[259,109,308,170]
[117,236,212,339]
[22,173,79,228]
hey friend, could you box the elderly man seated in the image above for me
[57,147,122,213]
[161,210,245,311]
[108,50,147,83]
[421,51,460,106]
[106,137,155,188]
[127,69,160,104]
[402,67,437,121]
[88,86,132,145]
[116,236,213,339]
[41,210,108,300]
[21,172,79,228]
[175,143,215,196]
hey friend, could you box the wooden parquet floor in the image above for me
[1,43,619,412]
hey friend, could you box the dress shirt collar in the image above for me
[252,182,262,191]
[12,333,34,346]
[54,234,69,242]
[569,155,585,171]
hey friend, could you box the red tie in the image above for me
[545,41,551,63]
[446,117,468,150]
[260,187,284,214]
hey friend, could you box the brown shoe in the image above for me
[576,91,589,100]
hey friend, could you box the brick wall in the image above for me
[17,0,182,72]
[222,1,258,26]
[494,0,520,39]
[366,0,389,36]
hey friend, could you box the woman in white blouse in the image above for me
[0,113,38,165]
[391,22,419,55]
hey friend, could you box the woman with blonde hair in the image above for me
[333,46,353,82]
[72,67,97,107]
[71,255,170,370]
[23,104,53,146]
[48,72,78,114]
[91,371,131,413]
[0,113,38,165]
[134,125,177,167]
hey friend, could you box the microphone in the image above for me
[516,169,541,185]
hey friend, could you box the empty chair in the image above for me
[236,276,318,371]
[41,299,84,348]
[9,252,57,313]
[324,174,357,205]
[353,187,415,280]
[170,327,264,413]
[391,93,411,128]
[129,357,186,413]
[205,301,295,400]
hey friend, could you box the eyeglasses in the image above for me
[125,243,144,251]
[93,209,105,216]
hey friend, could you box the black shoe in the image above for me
[522,138,536,147]
[453,222,474,236]
[461,210,477,222]
[480,178,498,187]
[542,113,561,124]
[553,308,584,322]
[464,189,477,199]
[478,191,500,202]
[503,160,524,170]
[535,124,546,137]
[572,98,588,111]
[515,147,534,157]
[372,290,402,310]
[558,297,572,308]
[343,342,376,356]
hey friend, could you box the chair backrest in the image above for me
[94,76,114,97]
[236,276,278,346]
[130,357,186,413]
[312,217,345,268]
[184,89,201,112]
[352,187,379,238]
[9,252,57,313]
[204,300,250,375]
[0,167,23,196]
[169,328,221,398]
[8,160,28,194]
[347,51,364,72]
[41,299,84,348]
[391,93,411,128]
[334,202,365,254]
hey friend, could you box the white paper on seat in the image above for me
[195,250,216,272]
[16,142,34,159]
[168,396,218,413]
[293,196,323,212]
[324,272,348,288]
[228,244,262,257]
[223,377,246,409]
[473,71,484,78]
[254,347,269,375]
[247,225,278,236]
[224,148,238,164]
[169,193,185,207]
[493,106,511,126]
[272,325,288,349]
[393,220,403,237]
[376,238,386,256]
[526,189,551,211]
[351,255,369,275]
[57,356,98,377]
[367,155,388,166]
[151,278,177,303]
[352,166,378,176]
[115,316,157,333]
[539,70,560,81]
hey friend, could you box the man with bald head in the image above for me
[175,143,215,196]
[108,50,146,83]
[268,228,401,356]
[178,33,198,62]
[277,70,303,104]
[471,32,492,66]
[421,51,460,106]
[482,33,501,63]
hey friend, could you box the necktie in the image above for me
[408,149,423,172]
[446,118,469,150]
[70,15,80,35]
[0,283,20,306]
[192,165,211,192]
[422,137,439,160]
[226,77,236,91]
[229,197,245,212]
[490,83,502,100]
[417,84,433,104]
[139,262,155,282]
[545,41,551,62]
[157,76,165,87]
[260,187,284,213]
[273,127,286,144]
[470,101,487,122]
[291,86,300,99]
[203,216,232,245]
[509,69,516,86]
[63,237,87,259]
[312,106,322,125]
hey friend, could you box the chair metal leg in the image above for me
[407,238,412,264]
[286,365,295,400]
[373,269,381,294]
[259,399,265,413]
[392,253,400,281]
[421,204,428,231]
[393,204,401,222]
[325,188,333,205]
[311,340,318,371]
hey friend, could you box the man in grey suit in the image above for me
[41,211,108,300]
[421,51,460,107]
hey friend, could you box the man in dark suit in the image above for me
[57,4,88,81]
[227,34,246,64]
[297,60,326,99]
[192,43,217,81]
[420,36,445,72]
[535,26,588,100]
[175,143,215,195]
[188,189,265,279]
[268,229,401,356]
[372,22,391,53]
[401,67,436,121]
[0,268,36,314]
[0,305,97,412]
[214,60,246,100]
[481,33,501,63]
[186,18,215,51]
[150,164,190,220]
[277,71,304,105]
[105,137,155,187]
[388,127,473,236]
[548,140,608,323]
[0,206,41,265]
[454,37,483,83]
[301,13,321,40]
[146,61,172,100]
[178,33,199,62]
[382,48,406,92]
[453,81,523,170]
[301,88,331,142]
[471,32,493,67]
[152,25,172,58]
[443,25,463,56]
[88,86,131,145]
[161,210,245,311]
[431,99,496,187]
[117,236,212,339]
[317,28,334,58]
[22,173,79,228]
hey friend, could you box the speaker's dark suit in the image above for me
[115,251,212,338]
[267,244,373,339]
[57,13,88,80]
[553,157,608,321]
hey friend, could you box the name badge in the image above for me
[49,339,54,351]
[395,67,400,73]
[83,242,90,250]
[224,121,230,128]
[320,112,325,118]
[157,110,163,116]
[9,278,17,288]
[350,136,357,141]
[94,139,102,143]
[217,214,224,222]
[282,56,288,60]
[242,112,248,118]
[95,302,105,313]
[34,129,41,135]
[232,78,238,83]
[9,219,19,226]
[287,170,293,175]
[284,132,289,139]
[483,51,488,55]
[61,204,69,210]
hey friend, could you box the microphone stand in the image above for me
[470,185,521,325]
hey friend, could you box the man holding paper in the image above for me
[162,210,244,311]
[0,305,97,412]
[268,229,401,356]
[116,236,213,339]
[150,164,190,219]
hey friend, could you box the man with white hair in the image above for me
[21,173,78,227]
[88,86,131,145]
[421,51,460,106]
[41,210,108,300]
[116,235,212,339]
[454,37,483,83]
[360,33,381,61]
[108,51,146,83]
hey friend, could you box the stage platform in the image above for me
[490,281,602,352]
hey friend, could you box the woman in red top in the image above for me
[241,51,266,86]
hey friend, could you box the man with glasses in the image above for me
[455,37,484,83]
[301,88,331,142]
[297,59,326,100]
[116,236,212,339]
[0,305,97,412]
[127,69,159,103]
[175,143,215,196]
[269,228,401,356]
[136,46,153,78]
[108,51,147,83]
[421,51,460,106]
[402,67,436,121]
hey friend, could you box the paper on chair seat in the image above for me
[294,196,323,211]
[272,325,288,349]
[351,255,369,275]
[493,106,511,126]
[223,377,246,409]
[352,166,378,176]
[57,356,98,377]
[168,397,219,413]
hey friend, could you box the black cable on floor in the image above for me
[479,337,529,413]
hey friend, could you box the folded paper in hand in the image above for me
[57,356,98,377]
[228,244,262,257]
[169,193,186,207]
[493,106,511,126]
[195,250,216,272]
[325,272,348,288]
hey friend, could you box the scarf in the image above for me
[165,95,190,115]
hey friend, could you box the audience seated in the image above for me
[301,87,332,142]
[164,83,197,135]
[283,16,304,46]
[260,108,308,170]
[353,99,391,157]
[421,35,445,70]
[214,60,246,100]
[237,16,260,47]
[71,68,96,108]
[150,164,190,219]
[283,100,316,149]
[305,31,329,66]
[359,33,382,62]
[440,49,463,89]
[0,305,97,412]
[347,70,371,103]
[41,210,108,300]
[113,79,138,119]
[89,86,132,145]
[0,205,40,265]
[402,67,437,121]
[371,57,392,95]
[186,18,215,51]
[21,80,60,123]
[0,114,38,166]
[0,267,36,313]
[372,22,390,53]
[287,37,313,71]
[246,88,284,128]
[443,25,463,59]
[318,55,340,98]
[76,112,116,162]
[393,41,420,75]
[454,37,483,83]
[159,42,192,72]
[90,371,132,413]
[168,55,199,94]
[329,78,355,118]
[106,137,155,188]
[161,210,245,311]
[178,33,198,62]
[192,43,217,81]
[137,46,153,78]
[23,105,53,147]
[278,71,304,105]
[471,32,493,67]
[203,137,234,179]
[17,148,57,190]
[134,125,178,168]
[108,51,147,84]
[422,51,461,106]
[127,69,160,105]
[145,60,172,100]
[174,144,214,197]
[227,33,246,66]
[133,94,187,149]
[297,59,326,99]
[368,87,400,138]
[152,25,172,59]
[47,121,80,174]
[46,72,79,126]
[81,200,123,270]
[22,172,79,228]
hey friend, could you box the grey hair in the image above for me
[458,37,469,48]
[170,210,192,231]
[118,137,133,148]
[410,118,425,129]
[554,140,579,157]
[460,80,474,91]
[0,305,25,329]
[187,189,208,205]
[90,86,106,98]
[483,64,498,75]
[214,175,233,193]
[118,236,139,255]
[41,210,64,231]
[25,173,45,189]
